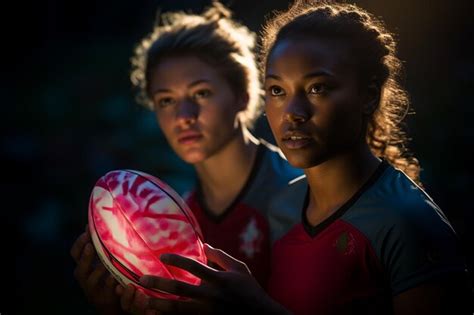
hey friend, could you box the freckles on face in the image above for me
[264,38,367,168]
[148,56,243,164]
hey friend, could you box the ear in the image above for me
[363,78,380,115]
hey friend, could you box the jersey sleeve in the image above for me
[374,198,467,295]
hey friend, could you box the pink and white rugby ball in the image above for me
[88,169,206,299]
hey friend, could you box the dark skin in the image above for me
[70,225,125,315]
[118,244,288,315]
[264,38,382,227]
[123,37,471,314]
[265,37,471,314]
[71,226,152,315]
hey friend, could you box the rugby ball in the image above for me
[88,169,206,299]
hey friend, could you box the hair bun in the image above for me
[203,1,232,21]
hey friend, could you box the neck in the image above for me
[304,144,381,226]
[194,127,259,215]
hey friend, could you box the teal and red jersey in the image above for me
[268,160,467,314]
[185,141,303,287]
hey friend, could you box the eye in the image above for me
[193,89,212,100]
[157,97,176,108]
[268,85,286,97]
[308,84,328,95]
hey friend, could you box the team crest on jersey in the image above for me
[239,217,262,258]
[334,231,356,255]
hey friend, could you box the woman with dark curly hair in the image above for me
[135,1,471,314]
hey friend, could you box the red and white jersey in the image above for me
[185,142,303,287]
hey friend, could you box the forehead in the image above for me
[150,55,222,88]
[266,37,356,78]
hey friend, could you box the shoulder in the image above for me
[267,174,307,243]
[344,164,455,237]
[342,165,466,295]
[272,174,307,205]
[243,139,303,206]
[257,138,303,182]
[238,140,303,233]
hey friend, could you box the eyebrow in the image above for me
[152,79,211,95]
[265,70,333,81]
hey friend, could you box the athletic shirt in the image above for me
[268,161,467,314]
[185,141,303,287]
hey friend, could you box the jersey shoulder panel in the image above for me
[242,141,303,210]
[267,175,307,243]
[341,165,466,295]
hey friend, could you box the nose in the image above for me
[176,99,199,125]
[284,94,311,124]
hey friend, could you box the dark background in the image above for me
[7,0,473,314]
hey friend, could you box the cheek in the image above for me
[156,113,175,138]
[264,104,281,131]
[329,88,363,118]
[324,100,364,141]
[199,106,223,129]
[203,101,238,130]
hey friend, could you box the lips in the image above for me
[281,131,313,149]
[177,130,203,144]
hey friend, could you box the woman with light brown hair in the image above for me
[70,1,303,314]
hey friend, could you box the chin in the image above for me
[284,151,328,170]
[287,157,317,169]
[174,148,206,164]
[182,154,207,165]
[171,142,206,164]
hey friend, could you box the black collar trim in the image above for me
[195,144,265,223]
[302,160,389,238]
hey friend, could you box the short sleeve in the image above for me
[375,199,467,295]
